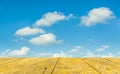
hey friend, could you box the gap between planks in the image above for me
[81,59,102,74]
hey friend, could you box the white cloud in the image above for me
[29,33,63,46]
[34,51,71,58]
[69,45,82,53]
[34,11,74,27]
[97,45,109,52]
[9,47,30,56]
[15,27,45,36]
[1,46,30,57]
[81,7,116,26]
[75,45,82,49]
[85,50,114,58]
[14,12,74,46]
[52,51,70,57]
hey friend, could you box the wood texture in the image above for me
[0,58,120,74]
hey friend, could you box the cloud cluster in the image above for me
[81,7,116,26]
[15,9,116,47]
[25,44,117,58]
[1,46,30,57]
[101,53,113,58]
[85,45,114,58]
[85,50,114,58]
[15,11,73,46]
[12,8,118,57]
[35,51,71,58]
[97,45,109,52]
[34,45,82,57]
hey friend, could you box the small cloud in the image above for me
[81,7,116,27]
[29,33,63,46]
[96,45,109,52]
[34,11,74,27]
[65,14,75,20]
[75,45,82,49]
[34,51,71,58]
[69,45,82,53]
[1,46,30,57]
[15,27,45,36]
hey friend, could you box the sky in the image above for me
[0,0,120,57]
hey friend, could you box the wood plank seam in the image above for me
[105,59,120,66]
[81,59,102,74]
[50,58,60,74]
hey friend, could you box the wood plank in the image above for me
[106,58,120,65]
[83,58,120,74]
[53,58,99,74]
[8,58,58,74]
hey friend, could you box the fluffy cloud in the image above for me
[1,46,30,57]
[14,11,74,46]
[34,11,74,27]
[69,45,82,53]
[81,7,116,26]
[97,45,109,52]
[15,27,45,36]
[29,33,63,45]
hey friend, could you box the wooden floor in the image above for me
[0,58,120,74]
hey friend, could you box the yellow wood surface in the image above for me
[0,58,120,74]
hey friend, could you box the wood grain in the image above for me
[0,58,120,74]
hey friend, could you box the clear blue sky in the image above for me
[0,0,120,57]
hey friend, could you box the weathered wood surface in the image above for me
[0,58,120,74]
